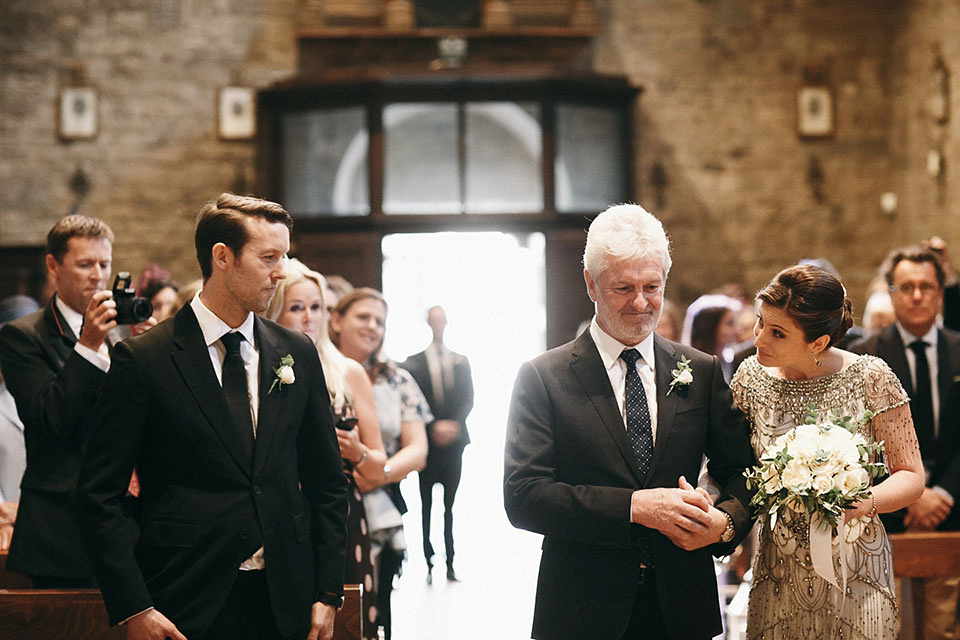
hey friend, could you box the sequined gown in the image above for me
[731,355,921,640]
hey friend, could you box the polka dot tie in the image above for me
[620,348,653,478]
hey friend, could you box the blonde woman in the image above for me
[266,259,385,639]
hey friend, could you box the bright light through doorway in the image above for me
[380,231,547,639]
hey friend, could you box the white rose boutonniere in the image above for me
[667,355,693,395]
[269,354,295,394]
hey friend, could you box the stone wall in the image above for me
[1,0,959,316]
[0,0,299,285]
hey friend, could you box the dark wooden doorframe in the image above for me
[293,223,594,350]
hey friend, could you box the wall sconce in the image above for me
[807,155,825,203]
[880,191,897,216]
[930,51,950,125]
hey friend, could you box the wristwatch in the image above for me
[719,511,736,544]
[317,592,344,610]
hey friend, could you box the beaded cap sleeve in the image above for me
[730,354,916,640]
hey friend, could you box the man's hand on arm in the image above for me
[125,609,187,640]
[306,602,337,640]
[78,290,117,351]
[904,487,952,530]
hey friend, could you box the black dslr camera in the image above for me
[111,272,153,324]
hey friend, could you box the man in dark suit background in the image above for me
[503,204,753,640]
[850,245,960,639]
[0,215,121,588]
[402,305,474,583]
[77,193,348,640]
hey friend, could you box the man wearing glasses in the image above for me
[852,245,960,639]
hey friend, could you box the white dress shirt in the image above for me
[57,295,110,373]
[189,294,264,569]
[896,322,940,437]
[589,318,659,442]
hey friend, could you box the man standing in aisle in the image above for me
[851,245,960,639]
[504,203,753,640]
[78,193,348,640]
[0,215,119,587]
[403,305,474,583]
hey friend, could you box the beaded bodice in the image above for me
[731,354,917,640]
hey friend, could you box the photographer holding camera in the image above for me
[0,215,153,588]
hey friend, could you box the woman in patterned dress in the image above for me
[266,259,386,639]
[731,264,924,639]
[331,287,429,640]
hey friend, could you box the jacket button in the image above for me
[253,485,262,495]
[240,528,249,540]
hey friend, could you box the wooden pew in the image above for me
[0,582,363,639]
[891,531,960,640]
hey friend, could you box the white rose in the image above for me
[675,370,693,385]
[781,461,813,492]
[842,468,869,493]
[812,473,834,495]
[278,365,295,385]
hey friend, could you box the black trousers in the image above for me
[376,546,404,640]
[196,570,299,640]
[419,448,463,567]
[621,571,673,640]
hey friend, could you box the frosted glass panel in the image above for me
[555,104,627,213]
[464,102,542,214]
[383,103,460,215]
[282,107,369,216]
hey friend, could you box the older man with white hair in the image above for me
[504,203,754,640]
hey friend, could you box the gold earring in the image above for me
[813,353,822,367]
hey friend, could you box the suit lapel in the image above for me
[253,318,288,478]
[649,336,679,483]
[569,332,647,485]
[170,305,253,478]
[44,298,76,363]
[880,327,912,393]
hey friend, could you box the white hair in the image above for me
[583,203,672,281]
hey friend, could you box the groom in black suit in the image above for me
[78,194,348,640]
[504,204,753,640]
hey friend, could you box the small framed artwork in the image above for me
[797,85,834,138]
[58,87,98,140]
[217,86,256,140]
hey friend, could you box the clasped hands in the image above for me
[630,476,727,551]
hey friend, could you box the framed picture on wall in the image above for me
[218,86,256,140]
[796,85,834,138]
[58,87,98,140]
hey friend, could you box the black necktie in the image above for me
[621,348,655,569]
[221,332,256,452]
[908,340,935,459]
[621,349,654,478]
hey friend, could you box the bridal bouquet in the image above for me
[745,407,887,529]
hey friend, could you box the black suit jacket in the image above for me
[503,331,753,640]
[402,348,474,456]
[850,324,960,530]
[0,297,106,579]
[77,305,348,637]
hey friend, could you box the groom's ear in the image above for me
[210,242,233,274]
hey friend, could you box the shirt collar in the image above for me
[190,293,255,348]
[54,294,84,339]
[895,321,938,349]
[589,317,655,372]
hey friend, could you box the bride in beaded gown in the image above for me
[730,265,924,640]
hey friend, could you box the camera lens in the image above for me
[132,298,153,323]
